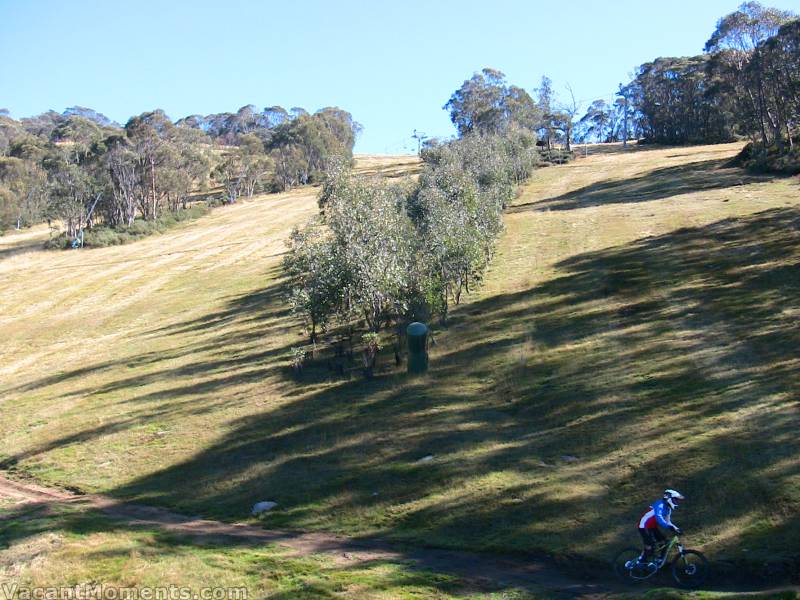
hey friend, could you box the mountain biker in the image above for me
[637,489,684,565]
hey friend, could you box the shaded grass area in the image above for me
[1,503,517,600]
[509,157,775,213]
[618,592,799,600]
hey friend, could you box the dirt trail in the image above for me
[5,475,795,598]
[0,474,612,598]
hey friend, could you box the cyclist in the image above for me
[637,489,684,566]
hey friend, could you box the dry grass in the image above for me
[2,145,799,588]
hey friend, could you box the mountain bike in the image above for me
[612,534,709,588]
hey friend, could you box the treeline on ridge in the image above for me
[0,104,360,240]
[620,2,799,172]
[536,3,798,173]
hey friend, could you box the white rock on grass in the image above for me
[251,501,278,516]
[416,455,434,463]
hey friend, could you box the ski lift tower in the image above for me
[412,129,427,155]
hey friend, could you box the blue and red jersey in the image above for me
[638,498,674,530]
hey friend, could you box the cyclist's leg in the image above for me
[653,528,667,560]
[638,528,654,562]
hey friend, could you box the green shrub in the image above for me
[735,141,800,175]
[45,204,212,250]
[44,232,69,249]
[538,148,576,166]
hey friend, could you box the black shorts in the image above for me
[639,527,665,547]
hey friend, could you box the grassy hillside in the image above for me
[1,145,798,582]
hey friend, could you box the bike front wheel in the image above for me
[612,547,655,582]
[671,549,709,588]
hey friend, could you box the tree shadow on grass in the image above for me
[508,158,778,213]
[0,238,46,261]
[4,207,800,584]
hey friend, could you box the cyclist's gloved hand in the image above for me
[672,526,683,535]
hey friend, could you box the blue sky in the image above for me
[1,0,798,154]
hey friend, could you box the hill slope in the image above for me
[1,145,798,576]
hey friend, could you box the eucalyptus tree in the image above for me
[44,149,102,238]
[231,104,260,134]
[124,111,172,219]
[499,125,542,184]
[216,134,272,203]
[553,84,580,151]
[271,144,307,191]
[705,2,795,147]
[20,111,63,139]
[62,106,116,127]
[284,221,347,345]
[267,108,360,190]
[0,157,48,229]
[749,19,800,150]
[285,167,415,341]
[283,106,541,349]
[413,133,522,322]
[625,55,735,144]
[415,161,482,321]
[444,68,540,136]
[323,170,415,333]
[535,75,556,149]
[51,115,105,163]
[705,1,793,55]
[263,106,290,129]
[0,186,15,232]
[0,115,25,157]
[105,140,139,227]
[578,100,613,143]
[124,110,208,219]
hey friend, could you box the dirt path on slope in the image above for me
[0,474,613,598]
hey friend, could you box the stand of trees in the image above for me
[630,55,736,145]
[0,105,360,237]
[443,68,578,159]
[575,97,640,144]
[284,72,542,364]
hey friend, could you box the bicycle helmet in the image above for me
[664,489,684,509]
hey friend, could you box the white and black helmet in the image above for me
[664,489,685,509]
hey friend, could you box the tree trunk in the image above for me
[150,158,158,220]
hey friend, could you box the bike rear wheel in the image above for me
[671,549,709,588]
[612,547,655,582]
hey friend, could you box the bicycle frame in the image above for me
[653,535,685,569]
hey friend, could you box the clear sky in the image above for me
[1,0,798,154]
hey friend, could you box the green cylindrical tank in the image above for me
[407,322,428,374]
